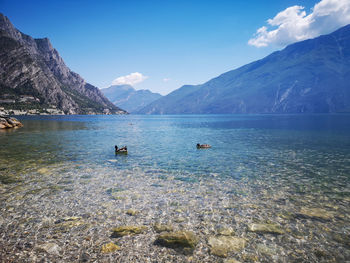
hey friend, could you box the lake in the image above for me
[0,114,349,262]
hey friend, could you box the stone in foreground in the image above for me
[154,223,174,233]
[224,259,242,263]
[126,209,139,216]
[155,231,198,253]
[297,208,334,221]
[111,225,147,238]
[248,223,284,235]
[36,243,61,255]
[101,242,120,253]
[216,227,235,236]
[208,236,246,258]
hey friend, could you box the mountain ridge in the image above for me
[0,13,127,115]
[101,85,162,113]
[138,24,350,114]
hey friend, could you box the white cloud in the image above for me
[163,78,171,82]
[248,0,350,47]
[112,72,148,86]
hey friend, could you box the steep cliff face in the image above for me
[0,13,126,114]
[138,25,350,114]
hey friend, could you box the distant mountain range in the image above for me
[0,13,126,115]
[138,24,350,114]
[101,85,162,113]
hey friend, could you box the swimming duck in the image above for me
[196,143,211,149]
[115,145,128,154]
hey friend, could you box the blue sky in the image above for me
[2,0,348,95]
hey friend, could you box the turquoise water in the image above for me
[2,114,350,177]
[0,114,350,262]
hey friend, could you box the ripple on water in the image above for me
[1,115,350,262]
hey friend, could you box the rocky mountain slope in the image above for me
[138,25,350,114]
[0,13,126,115]
[101,84,162,113]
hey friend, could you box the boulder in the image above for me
[154,223,174,233]
[36,243,61,255]
[208,236,246,258]
[297,208,334,221]
[111,225,147,238]
[216,227,235,236]
[0,115,23,129]
[126,209,139,216]
[101,242,120,253]
[248,223,284,235]
[224,259,242,263]
[155,231,198,253]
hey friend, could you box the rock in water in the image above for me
[248,223,284,235]
[111,225,147,238]
[153,223,174,233]
[101,242,120,253]
[216,227,235,236]
[155,231,198,253]
[297,207,334,221]
[36,243,61,255]
[224,259,242,263]
[126,209,139,216]
[0,115,23,129]
[208,236,246,258]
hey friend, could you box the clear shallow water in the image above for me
[0,114,350,262]
[2,114,350,177]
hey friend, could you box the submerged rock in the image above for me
[278,211,293,220]
[154,223,174,233]
[111,225,147,238]
[36,243,61,255]
[256,243,277,256]
[54,216,85,228]
[55,216,82,223]
[216,227,235,236]
[174,217,186,223]
[208,236,246,258]
[101,242,120,253]
[37,168,50,175]
[224,259,242,263]
[155,231,198,253]
[248,223,284,235]
[126,209,138,216]
[0,174,21,184]
[297,208,334,221]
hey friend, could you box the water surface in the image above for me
[0,114,349,262]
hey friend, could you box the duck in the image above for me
[196,143,211,149]
[115,145,128,154]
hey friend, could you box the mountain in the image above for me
[138,25,350,114]
[101,85,162,113]
[0,13,126,115]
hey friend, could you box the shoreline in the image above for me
[0,109,128,116]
